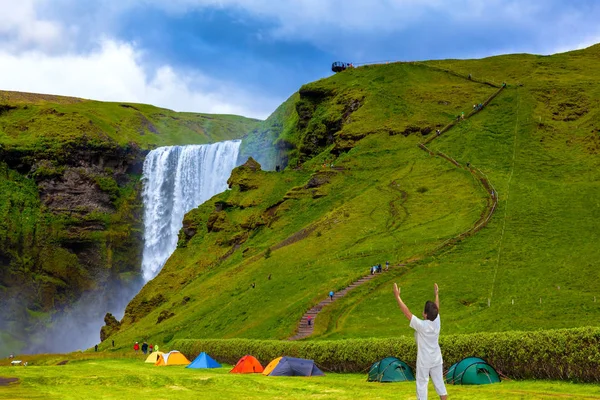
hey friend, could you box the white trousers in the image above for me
[416,364,447,399]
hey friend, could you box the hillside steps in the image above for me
[288,272,382,340]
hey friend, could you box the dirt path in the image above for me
[288,75,504,341]
[0,377,20,386]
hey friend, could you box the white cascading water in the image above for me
[141,140,241,281]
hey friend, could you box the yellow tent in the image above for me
[155,350,191,366]
[262,357,282,376]
[145,351,165,364]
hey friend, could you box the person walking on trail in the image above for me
[385,261,390,271]
[133,342,140,353]
[393,283,447,400]
[307,315,312,326]
[329,291,334,301]
[141,342,148,355]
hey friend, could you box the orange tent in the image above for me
[154,350,191,366]
[230,355,264,374]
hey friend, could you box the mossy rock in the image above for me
[227,157,262,191]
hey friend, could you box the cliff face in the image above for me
[0,139,145,350]
[0,91,260,353]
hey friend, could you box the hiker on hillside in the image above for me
[133,342,140,353]
[141,342,148,355]
[385,261,390,271]
[307,315,312,326]
[436,129,441,136]
[149,344,154,353]
[95,344,98,352]
[461,112,465,120]
[393,283,447,400]
[329,291,334,301]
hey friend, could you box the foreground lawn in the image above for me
[1,358,599,399]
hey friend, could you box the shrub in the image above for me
[173,327,600,382]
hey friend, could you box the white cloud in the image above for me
[0,0,64,52]
[0,40,276,119]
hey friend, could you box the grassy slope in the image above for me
[109,63,498,346]
[98,45,600,348]
[1,359,600,399]
[0,90,260,152]
[318,46,600,338]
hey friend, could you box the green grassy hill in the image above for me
[0,91,259,353]
[0,90,260,153]
[103,44,600,349]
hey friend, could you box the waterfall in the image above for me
[141,140,241,281]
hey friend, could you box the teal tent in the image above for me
[446,357,500,385]
[186,352,221,369]
[368,357,415,382]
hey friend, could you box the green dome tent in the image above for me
[368,357,415,382]
[446,357,500,385]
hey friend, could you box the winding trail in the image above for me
[288,72,504,341]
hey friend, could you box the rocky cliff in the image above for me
[0,91,259,353]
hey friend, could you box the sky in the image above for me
[0,1,599,120]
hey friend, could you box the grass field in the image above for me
[1,358,599,399]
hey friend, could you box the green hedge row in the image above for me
[172,327,600,382]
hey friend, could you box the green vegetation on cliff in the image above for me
[108,44,600,348]
[0,91,259,353]
[0,90,259,153]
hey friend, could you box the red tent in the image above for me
[229,355,264,374]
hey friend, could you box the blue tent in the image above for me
[266,357,324,377]
[186,352,221,369]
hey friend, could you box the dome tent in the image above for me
[446,357,500,385]
[187,352,221,369]
[144,351,165,364]
[230,355,264,374]
[367,357,415,382]
[263,357,324,377]
[154,351,191,366]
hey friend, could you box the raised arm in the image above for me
[434,283,440,311]
[393,283,413,321]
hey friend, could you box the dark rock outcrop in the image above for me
[100,313,122,341]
